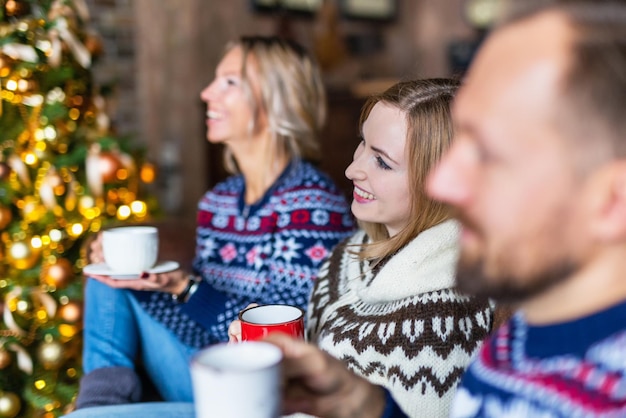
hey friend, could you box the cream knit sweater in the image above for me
[306,220,493,418]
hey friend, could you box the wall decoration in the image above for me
[339,0,397,21]
[251,0,323,15]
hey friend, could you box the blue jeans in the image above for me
[62,402,195,418]
[82,278,198,401]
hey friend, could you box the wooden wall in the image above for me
[128,0,476,220]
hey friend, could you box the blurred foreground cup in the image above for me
[190,342,282,418]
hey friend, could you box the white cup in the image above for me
[190,342,283,418]
[102,226,158,273]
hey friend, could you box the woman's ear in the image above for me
[590,161,626,242]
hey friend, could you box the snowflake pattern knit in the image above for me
[450,301,626,418]
[134,160,354,347]
[308,220,493,418]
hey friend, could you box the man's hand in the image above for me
[264,333,386,418]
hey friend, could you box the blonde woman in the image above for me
[73,36,353,411]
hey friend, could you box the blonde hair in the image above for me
[221,36,326,174]
[356,79,459,262]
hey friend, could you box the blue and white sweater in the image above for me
[134,160,354,348]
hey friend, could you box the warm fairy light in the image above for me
[42,235,51,245]
[10,242,29,258]
[44,126,57,139]
[130,200,147,216]
[49,229,62,242]
[84,207,100,220]
[71,223,84,236]
[140,163,156,183]
[35,380,46,390]
[90,219,102,232]
[116,168,128,180]
[36,309,48,321]
[31,236,42,249]
[17,79,29,91]
[5,79,17,91]
[79,196,94,211]
[117,205,131,220]
[59,324,77,338]
[24,152,37,165]
[17,300,29,312]
[35,129,45,141]
[68,108,80,120]
[35,141,46,152]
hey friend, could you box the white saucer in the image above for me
[83,260,180,280]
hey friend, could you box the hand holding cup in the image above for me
[238,304,305,341]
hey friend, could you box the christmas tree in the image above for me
[0,0,157,416]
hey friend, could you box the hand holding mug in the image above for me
[237,304,305,341]
[228,303,258,343]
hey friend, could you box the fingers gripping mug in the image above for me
[239,304,305,341]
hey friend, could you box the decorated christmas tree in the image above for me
[0,0,157,416]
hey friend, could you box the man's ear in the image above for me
[591,161,626,242]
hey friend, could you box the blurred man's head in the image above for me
[427,0,626,304]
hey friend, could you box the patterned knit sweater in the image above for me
[449,301,626,418]
[134,160,354,347]
[307,220,493,418]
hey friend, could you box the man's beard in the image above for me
[455,254,577,304]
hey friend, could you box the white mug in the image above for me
[102,226,158,273]
[190,342,283,418]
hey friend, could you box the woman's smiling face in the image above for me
[345,102,411,237]
[200,46,265,145]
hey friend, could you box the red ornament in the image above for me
[98,152,122,183]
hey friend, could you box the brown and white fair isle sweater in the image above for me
[307,220,493,418]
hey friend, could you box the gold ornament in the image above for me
[0,348,11,369]
[37,340,64,370]
[42,258,74,289]
[0,391,20,418]
[7,241,39,270]
[0,205,11,229]
[58,301,82,323]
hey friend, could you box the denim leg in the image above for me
[61,402,195,418]
[82,278,139,372]
[82,278,198,402]
[127,294,199,401]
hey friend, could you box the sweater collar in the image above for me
[357,219,460,303]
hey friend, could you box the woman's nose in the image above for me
[200,81,216,102]
[345,156,365,181]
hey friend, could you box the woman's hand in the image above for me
[228,303,259,343]
[88,233,104,264]
[89,268,189,294]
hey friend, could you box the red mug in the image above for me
[239,304,305,341]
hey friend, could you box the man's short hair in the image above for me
[502,0,626,164]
